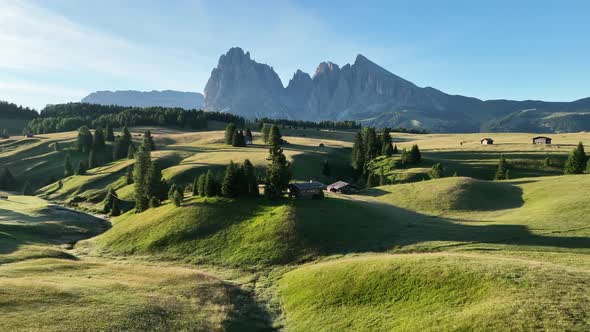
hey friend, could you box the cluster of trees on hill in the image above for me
[23,103,246,134]
[132,131,166,212]
[254,118,361,130]
[224,123,253,147]
[0,101,38,119]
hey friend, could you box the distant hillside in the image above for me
[204,47,590,133]
[82,90,204,110]
[0,101,38,134]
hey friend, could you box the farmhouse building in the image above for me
[24,133,34,138]
[480,138,494,145]
[532,136,552,144]
[288,181,325,199]
[326,181,357,194]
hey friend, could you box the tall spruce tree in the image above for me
[225,123,237,145]
[242,159,258,196]
[205,170,219,197]
[133,146,151,212]
[564,142,587,174]
[232,130,246,147]
[64,154,74,177]
[93,127,106,152]
[409,145,422,163]
[351,132,366,175]
[382,142,394,157]
[77,126,93,153]
[222,161,239,197]
[264,135,291,199]
[143,130,156,151]
[392,144,399,154]
[125,165,134,185]
[197,173,207,196]
[146,162,166,201]
[127,144,136,159]
[261,124,271,143]
[364,127,380,162]
[105,125,115,142]
[192,176,200,196]
[494,156,510,180]
[268,125,282,147]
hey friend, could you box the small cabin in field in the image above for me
[532,136,552,144]
[480,138,494,145]
[288,181,325,199]
[326,181,357,194]
[24,133,34,138]
[0,195,8,200]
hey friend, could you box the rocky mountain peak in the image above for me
[313,62,340,78]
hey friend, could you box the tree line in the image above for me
[254,118,361,130]
[0,101,38,119]
[24,103,246,134]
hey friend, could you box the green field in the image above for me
[0,127,589,330]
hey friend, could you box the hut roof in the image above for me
[290,181,325,190]
[327,181,356,190]
[532,136,551,140]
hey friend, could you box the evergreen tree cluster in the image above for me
[564,142,587,175]
[103,188,121,216]
[0,101,38,120]
[254,117,361,130]
[219,159,259,198]
[400,145,422,165]
[224,123,251,147]
[24,103,245,135]
[133,135,168,212]
[494,155,510,180]
[352,127,406,175]
[264,130,291,198]
[168,184,184,207]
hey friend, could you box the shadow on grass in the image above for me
[223,282,276,332]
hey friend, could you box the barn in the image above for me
[532,136,552,144]
[326,181,357,194]
[288,181,325,199]
[480,138,494,145]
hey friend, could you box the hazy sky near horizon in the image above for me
[1,0,589,110]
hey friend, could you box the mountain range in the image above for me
[81,90,203,110]
[82,47,590,133]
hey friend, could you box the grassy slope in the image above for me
[0,195,107,264]
[279,253,589,331]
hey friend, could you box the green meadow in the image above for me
[0,127,589,331]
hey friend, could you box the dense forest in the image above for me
[254,117,361,130]
[24,103,245,134]
[0,101,38,119]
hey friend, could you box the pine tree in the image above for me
[429,163,444,179]
[322,160,331,177]
[494,156,510,180]
[225,123,237,145]
[392,144,399,154]
[244,128,253,143]
[105,125,115,142]
[172,185,184,206]
[192,176,200,196]
[111,197,121,216]
[149,196,160,208]
[205,170,219,197]
[133,146,151,212]
[261,124,271,143]
[564,142,587,174]
[146,162,166,201]
[125,165,134,185]
[409,144,422,163]
[76,161,87,175]
[242,159,258,196]
[103,188,120,214]
[127,144,136,159]
[77,126,93,153]
[53,142,61,152]
[143,130,156,151]
[93,127,106,152]
[363,127,380,161]
[222,161,239,197]
[88,149,98,169]
[197,173,207,196]
[351,132,366,175]
[264,138,291,199]
[268,125,282,147]
[382,128,392,145]
[168,184,177,203]
[64,154,74,177]
[232,130,246,147]
[382,142,394,157]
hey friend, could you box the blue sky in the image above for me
[1,0,589,110]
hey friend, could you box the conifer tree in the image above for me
[192,176,200,196]
[143,130,156,151]
[103,188,120,214]
[264,137,291,199]
[64,154,74,177]
[146,162,166,201]
[232,130,246,147]
[392,144,399,154]
[382,128,392,145]
[76,161,87,175]
[93,127,106,152]
[168,184,177,202]
[197,173,207,196]
[111,198,121,216]
[149,196,160,208]
[242,159,258,196]
[351,132,366,175]
[127,144,136,159]
[205,170,219,197]
[429,163,444,179]
[171,185,184,206]
[494,156,510,180]
[268,125,282,147]
[105,125,115,142]
[53,142,61,152]
[244,128,253,143]
[88,150,97,169]
[409,144,422,163]
[261,124,271,143]
[133,146,151,212]
[564,142,587,174]
[125,165,134,185]
[225,123,237,145]
[382,142,394,157]
[363,127,380,161]
[77,126,93,153]
[222,161,239,197]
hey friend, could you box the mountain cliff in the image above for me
[204,47,590,132]
[82,90,204,110]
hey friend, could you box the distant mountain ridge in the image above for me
[81,90,204,110]
[204,47,590,132]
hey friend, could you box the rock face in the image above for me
[204,47,590,132]
[82,90,204,110]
